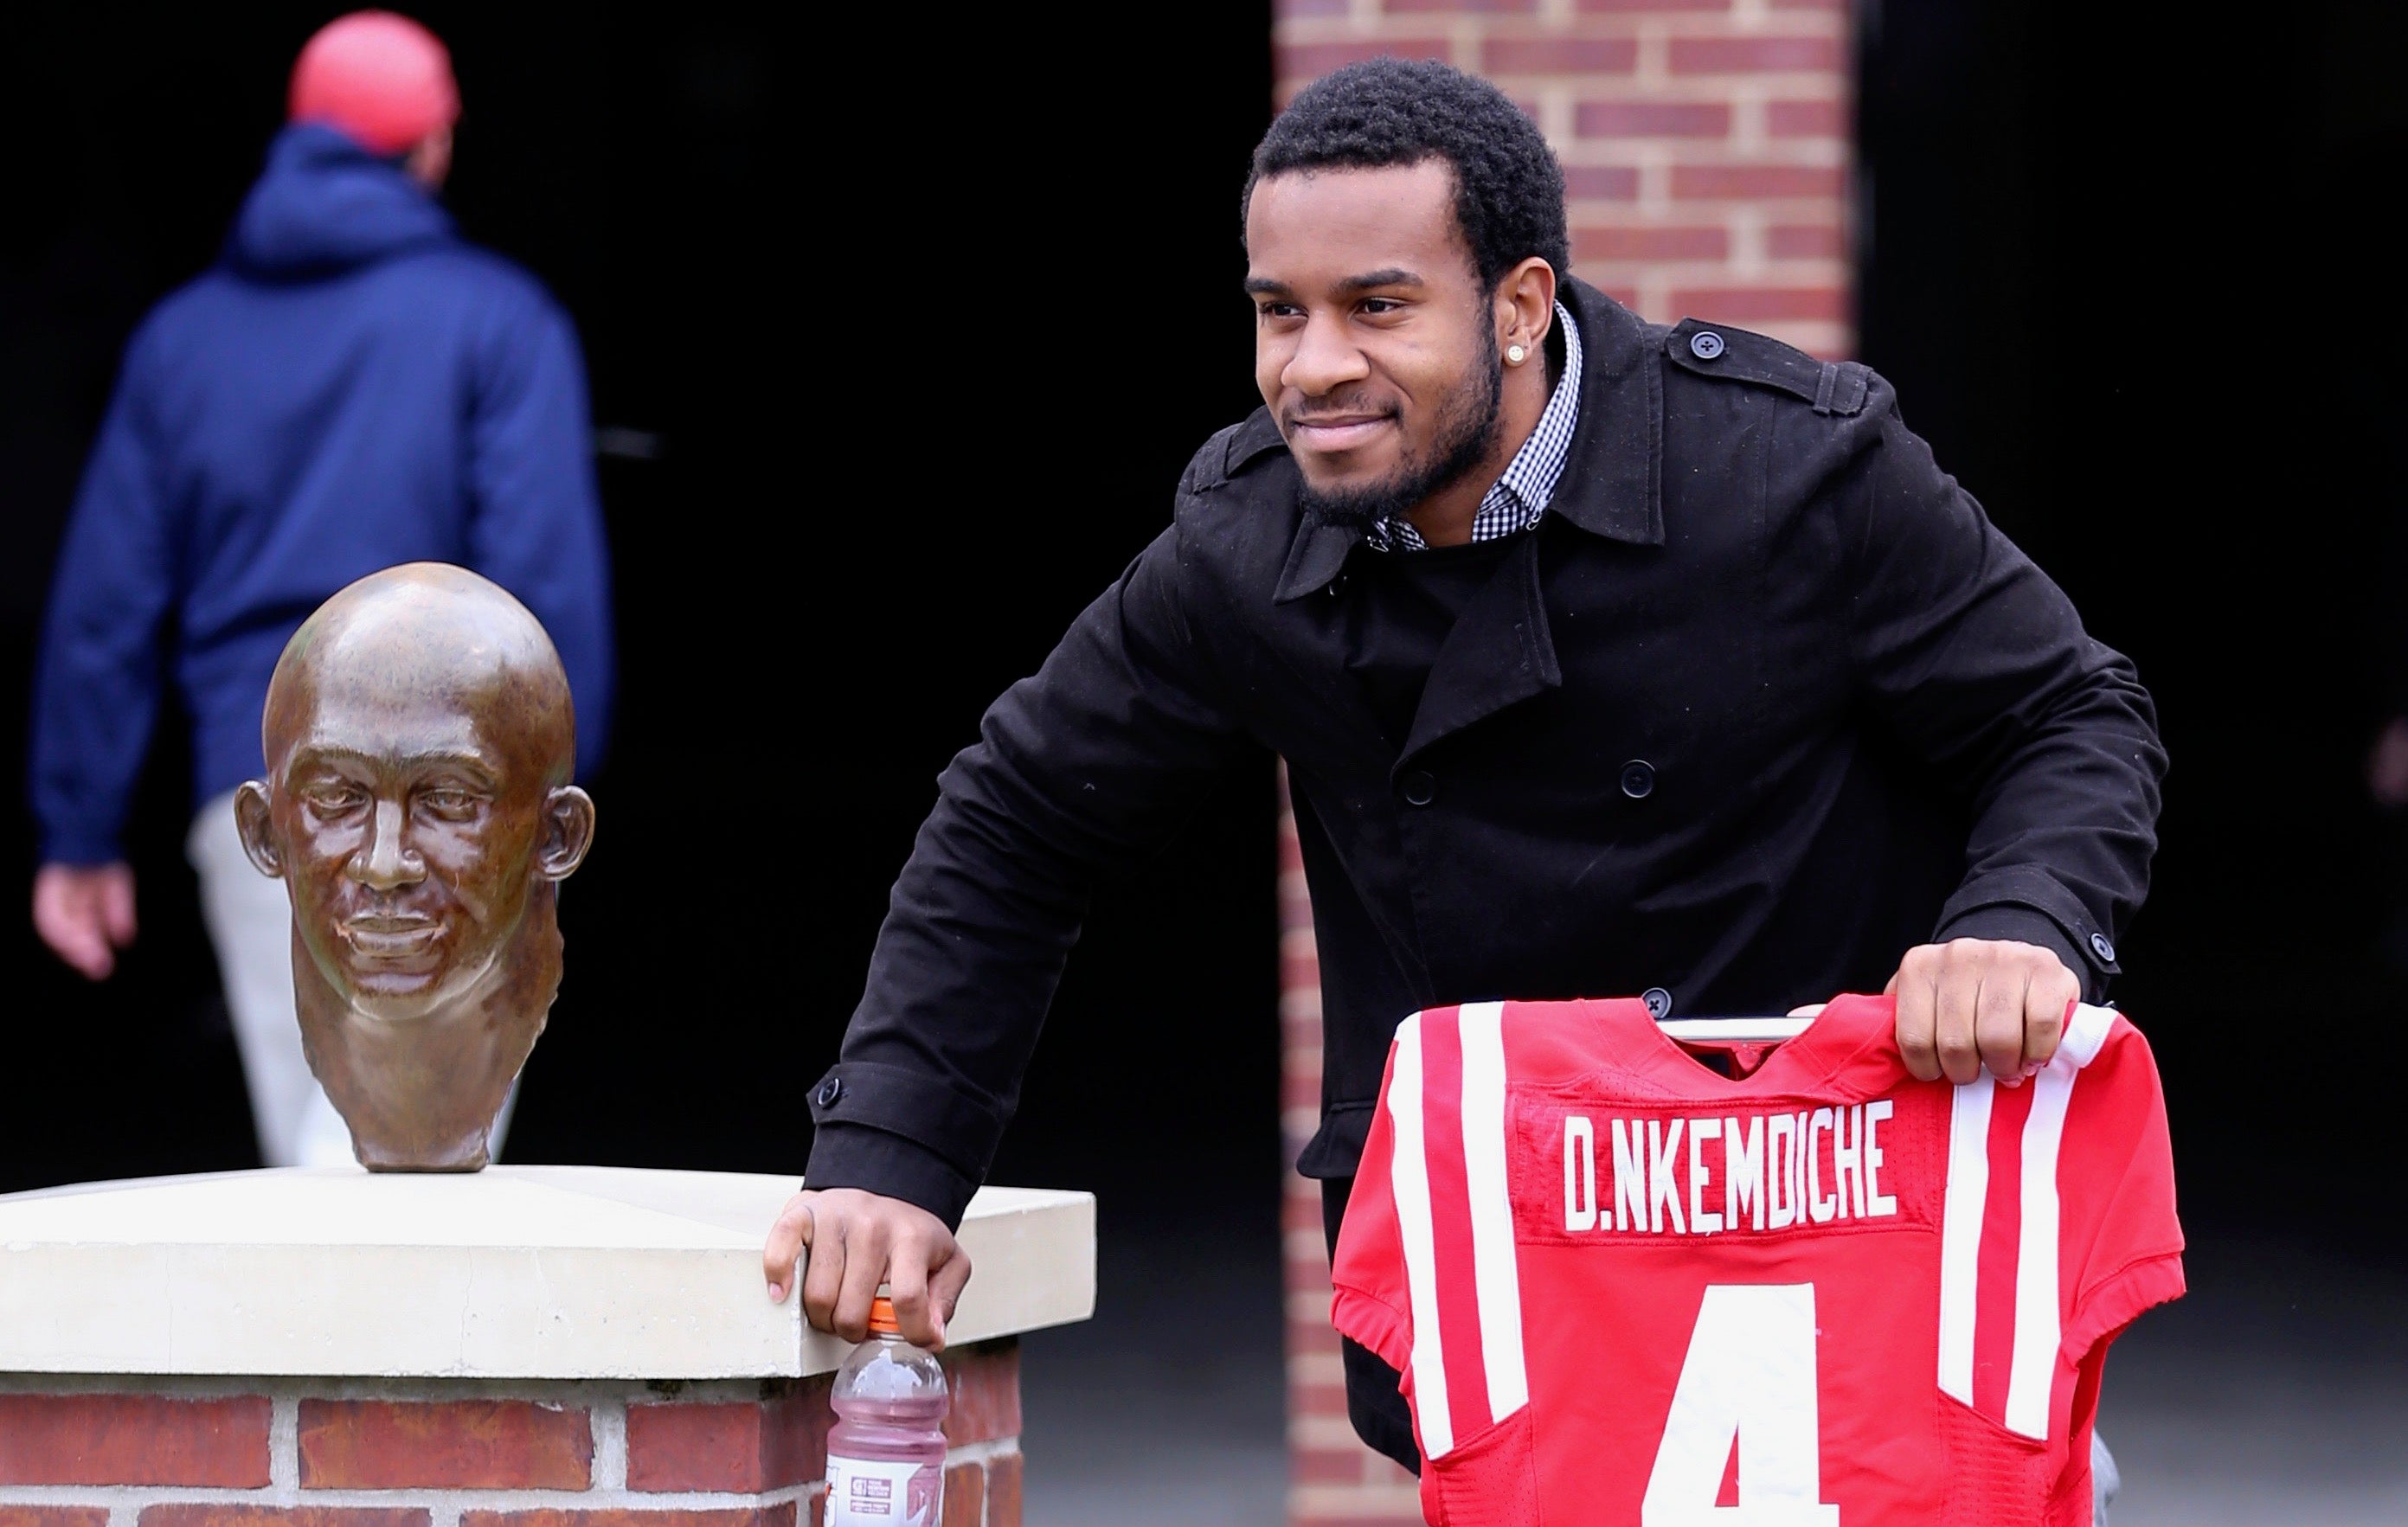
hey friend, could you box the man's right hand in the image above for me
[32,862,137,981]
[762,1187,972,1351]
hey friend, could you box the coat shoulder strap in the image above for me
[1662,317,1869,416]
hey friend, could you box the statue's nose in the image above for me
[349,798,426,889]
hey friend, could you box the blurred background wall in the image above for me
[2,2,2405,1521]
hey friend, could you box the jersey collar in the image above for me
[1582,993,1897,1100]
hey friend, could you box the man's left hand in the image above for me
[1886,938,2081,1088]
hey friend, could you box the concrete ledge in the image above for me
[0,1166,1094,1379]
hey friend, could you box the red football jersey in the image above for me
[1330,994,2184,1526]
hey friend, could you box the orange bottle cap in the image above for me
[866,1295,901,1337]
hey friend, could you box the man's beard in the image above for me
[1296,331,1504,533]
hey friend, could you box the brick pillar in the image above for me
[1280,769,1422,1524]
[0,1338,1021,1526]
[1272,5,1855,1521]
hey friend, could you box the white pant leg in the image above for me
[2091,1431,2120,1524]
[488,1081,518,1159]
[186,792,353,1169]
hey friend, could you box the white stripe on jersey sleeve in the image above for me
[1386,1013,1454,1458]
[1457,1001,1530,1420]
[2005,1062,2072,1437]
[1937,1075,1994,1407]
[2060,1001,2117,1067]
[2001,1001,2119,1438]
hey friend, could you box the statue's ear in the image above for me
[234,781,283,878]
[537,786,596,881]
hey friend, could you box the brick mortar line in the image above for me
[1730,205,1767,275]
[1637,197,1849,209]
[1272,15,1843,41]
[1293,1478,1420,1497]
[934,1437,1019,1468]
[1561,144,1849,164]
[1639,148,1670,214]
[270,1392,299,1492]
[0,1436,1020,1512]
[1634,23,1667,86]
[0,1373,819,1403]
[0,1483,818,1511]
[590,1395,628,1490]
[1261,70,1756,89]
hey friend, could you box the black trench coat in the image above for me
[805,278,2164,1230]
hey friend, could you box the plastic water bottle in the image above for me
[824,1295,950,1526]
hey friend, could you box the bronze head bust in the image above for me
[234,563,596,1171]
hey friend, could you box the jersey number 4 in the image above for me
[1641,1284,1842,1526]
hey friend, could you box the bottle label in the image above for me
[824,1453,943,1526]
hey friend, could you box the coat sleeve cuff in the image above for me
[803,1122,982,1232]
[806,1058,1005,1183]
[1933,903,2105,1002]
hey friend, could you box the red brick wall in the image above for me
[1279,773,1424,1524]
[1271,4,1854,1521]
[0,1339,1020,1527]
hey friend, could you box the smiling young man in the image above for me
[765,59,2165,1477]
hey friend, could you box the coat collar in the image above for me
[1546,278,1665,549]
[1270,276,1663,604]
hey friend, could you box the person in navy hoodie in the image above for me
[28,10,613,1168]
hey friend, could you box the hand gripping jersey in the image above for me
[1330,995,2183,1526]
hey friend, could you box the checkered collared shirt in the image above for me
[1364,301,1583,553]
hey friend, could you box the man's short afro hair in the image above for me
[1244,56,1570,292]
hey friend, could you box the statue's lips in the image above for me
[338,917,444,960]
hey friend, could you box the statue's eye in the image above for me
[419,788,478,819]
[302,783,365,814]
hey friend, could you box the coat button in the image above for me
[814,1075,843,1109]
[1400,770,1437,806]
[1643,987,1673,1020]
[1327,572,1349,598]
[1620,760,1656,799]
[1690,330,1725,361]
[2089,931,2116,964]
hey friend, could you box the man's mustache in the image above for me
[1283,391,1397,429]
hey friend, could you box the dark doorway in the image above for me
[1858,0,2408,1245]
[1860,13,2408,1512]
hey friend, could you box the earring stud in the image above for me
[1506,343,1527,365]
